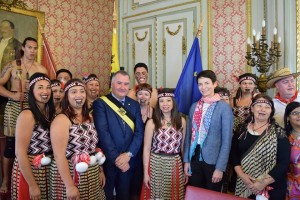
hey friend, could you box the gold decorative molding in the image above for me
[162,38,166,56]
[0,0,27,10]
[182,36,186,55]
[135,31,148,41]
[148,41,152,57]
[166,25,182,36]
[132,43,135,60]
[124,1,200,19]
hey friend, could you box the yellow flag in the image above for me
[111,28,120,73]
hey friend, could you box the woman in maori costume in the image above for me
[49,79,106,200]
[11,72,55,200]
[130,83,153,200]
[50,79,64,115]
[231,94,290,200]
[141,88,186,200]
[284,102,300,199]
[82,74,100,112]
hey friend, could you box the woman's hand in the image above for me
[212,169,223,183]
[29,183,41,200]
[66,185,80,200]
[239,172,255,189]
[184,163,192,177]
[100,170,106,188]
[143,173,151,189]
[249,180,266,194]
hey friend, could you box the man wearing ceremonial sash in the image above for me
[93,70,144,200]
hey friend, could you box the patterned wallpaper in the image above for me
[211,0,247,93]
[26,0,114,94]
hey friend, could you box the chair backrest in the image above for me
[185,186,250,200]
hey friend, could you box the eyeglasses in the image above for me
[290,111,300,116]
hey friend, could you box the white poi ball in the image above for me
[75,162,88,173]
[95,151,104,160]
[98,155,106,165]
[41,157,51,166]
[256,195,268,200]
[89,155,97,166]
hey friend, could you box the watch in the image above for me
[127,152,133,157]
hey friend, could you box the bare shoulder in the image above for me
[35,63,48,74]
[145,118,155,128]
[18,109,34,121]
[181,116,186,125]
[0,61,16,78]
[52,114,70,124]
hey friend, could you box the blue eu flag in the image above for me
[175,37,202,115]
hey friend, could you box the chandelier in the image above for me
[245,20,281,93]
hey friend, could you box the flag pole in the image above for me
[196,17,205,37]
[36,18,57,75]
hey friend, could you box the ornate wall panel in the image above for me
[125,0,196,15]
[127,19,155,86]
[25,0,114,94]
[211,0,247,92]
[156,10,194,88]
[122,2,200,88]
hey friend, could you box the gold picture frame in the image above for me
[0,7,45,63]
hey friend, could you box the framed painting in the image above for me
[0,7,45,63]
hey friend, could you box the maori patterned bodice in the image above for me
[151,127,183,154]
[28,125,52,155]
[65,122,98,159]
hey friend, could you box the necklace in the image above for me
[253,122,268,131]
[141,105,149,117]
[293,129,300,140]
[164,118,172,127]
[22,58,34,80]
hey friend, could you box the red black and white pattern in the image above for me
[66,122,98,159]
[28,125,52,155]
[151,127,183,154]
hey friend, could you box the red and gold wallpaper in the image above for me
[26,0,114,94]
[211,0,247,93]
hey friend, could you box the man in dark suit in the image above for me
[93,70,144,200]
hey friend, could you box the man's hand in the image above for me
[24,80,29,92]
[11,92,23,101]
[115,153,131,170]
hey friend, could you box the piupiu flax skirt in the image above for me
[49,159,106,200]
[11,155,51,200]
[4,99,28,137]
[140,153,185,200]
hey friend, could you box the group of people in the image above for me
[0,36,299,200]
